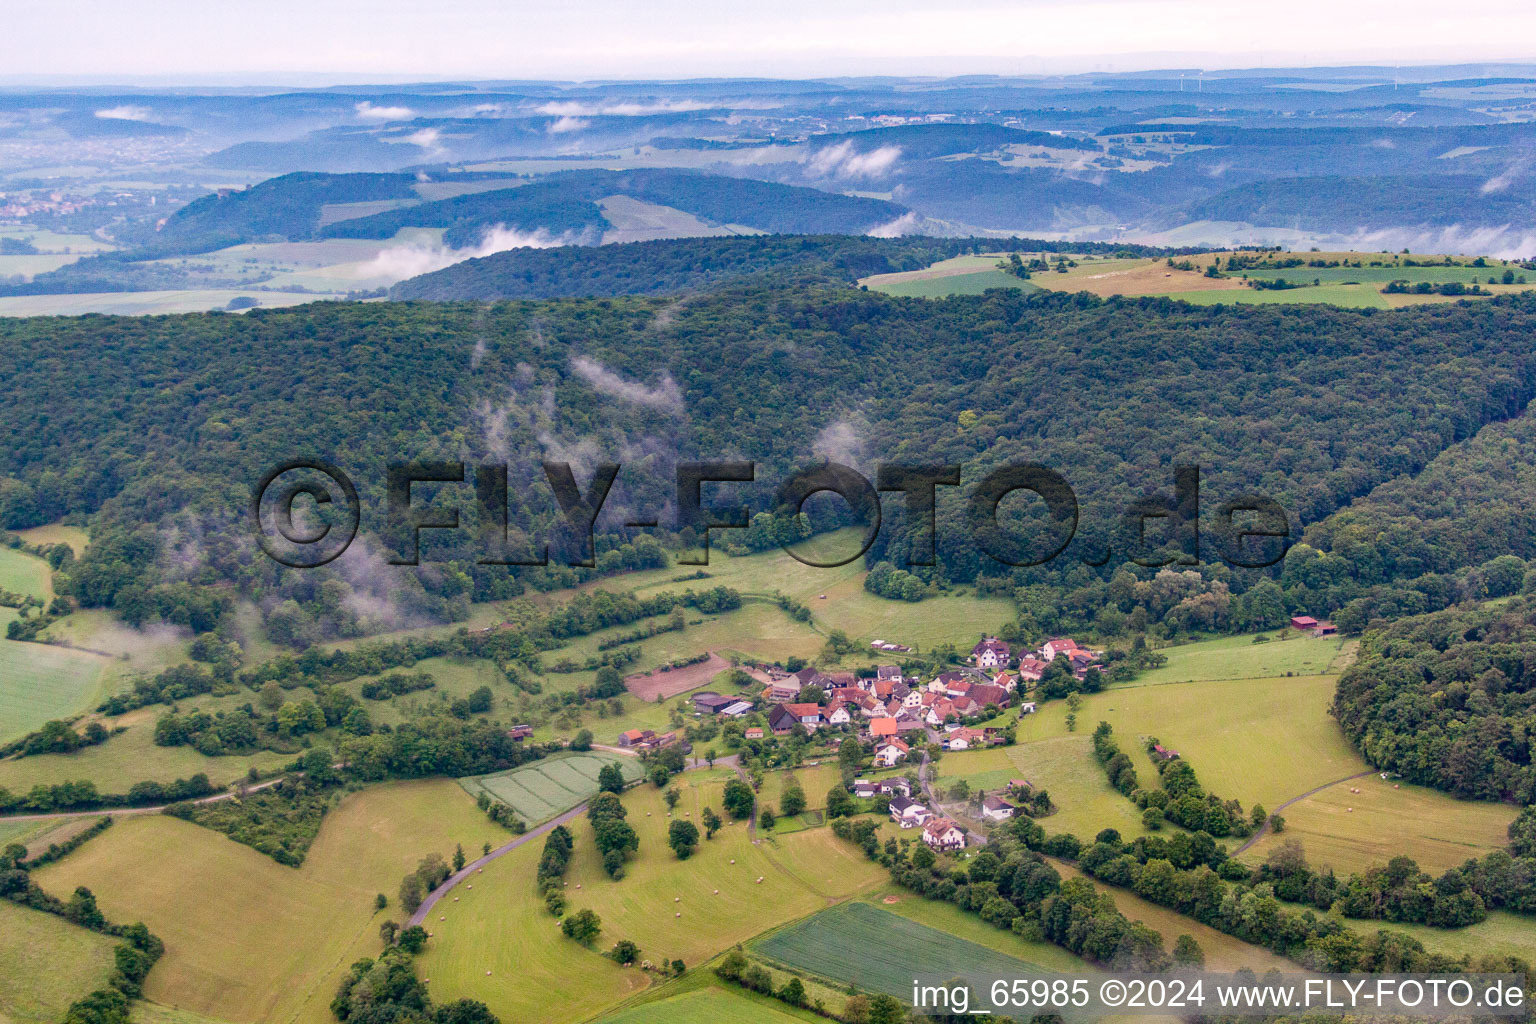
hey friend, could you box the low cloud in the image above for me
[866,211,923,238]
[355,101,414,121]
[1482,159,1529,194]
[808,140,903,179]
[547,115,590,134]
[355,224,589,283]
[95,105,151,121]
[570,356,685,414]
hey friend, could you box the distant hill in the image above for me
[388,234,1187,301]
[1184,174,1536,230]
[321,168,909,246]
[145,172,419,256]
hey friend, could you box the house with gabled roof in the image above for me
[874,737,910,766]
[922,817,966,850]
[889,794,932,828]
[970,637,1011,669]
[981,795,1017,821]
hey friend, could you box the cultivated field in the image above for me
[34,779,515,1024]
[0,900,120,1024]
[459,751,646,824]
[0,289,342,317]
[626,652,731,701]
[753,900,1059,998]
[418,770,888,1022]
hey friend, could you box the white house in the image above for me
[826,702,852,726]
[922,818,967,851]
[874,737,910,767]
[980,795,1017,821]
[889,795,932,828]
[1040,638,1078,661]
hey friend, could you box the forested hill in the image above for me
[388,234,1189,301]
[1333,597,1536,803]
[3,290,1536,648]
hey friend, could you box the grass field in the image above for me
[872,269,1037,298]
[867,889,1087,972]
[753,900,1060,998]
[0,289,342,317]
[1127,632,1347,685]
[0,704,291,793]
[418,769,888,1022]
[1238,775,1516,875]
[1013,674,1366,811]
[0,900,120,1024]
[13,523,90,555]
[1339,911,1536,968]
[0,545,53,601]
[599,984,821,1024]
[34,779,515,1024]
[0,640,110,745]
[459,751,646,824]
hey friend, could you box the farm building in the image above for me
[1290,615,1318,630]
[743,726,764,740]
[506,724,533,741]
[691,692,738,713]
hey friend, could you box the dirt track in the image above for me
[624,651,730,701]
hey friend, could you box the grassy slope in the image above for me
[1128,631,1347,685]
[34,780,515,1024]
[1238,775,1515,875]
[417,770,889,1023]
[0,900,120,1024]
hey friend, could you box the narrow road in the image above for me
[407,752,738,927]
[919,745,990,846]
[1234,769,1379,855]
[407,803,587,928]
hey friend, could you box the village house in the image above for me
[1017,656,1046,682]
[967,682,1010,708]
[876,664,903,684]
[943,727,989,750]
[980,795,1017,821]
[768,702,824,735]
[764,679,800,703]
[889,795,933,828]
[826,701,853,726]
[1040,638,1078,661]
[922,817,967,851]
[868,717,900,741]
[970,637,1011,669]
[874,737,910,766]
[853,776,912,799]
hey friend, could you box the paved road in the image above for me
[1233,769,1379,855]
[919,746,990,846]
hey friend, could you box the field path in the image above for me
[407,803,587,929]
[408,753,737,928]
[0,775,286,823]
[1234,769,1379,855]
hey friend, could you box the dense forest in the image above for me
[4,288,1536,648]
[389,234,1185,301]
[1333,597,1536,803]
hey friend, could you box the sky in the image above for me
[3,0,1535,83]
